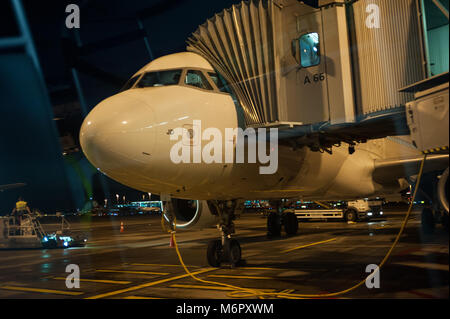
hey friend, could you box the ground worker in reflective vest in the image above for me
[11,197,31,226]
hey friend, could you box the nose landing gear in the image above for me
[206,200,244,268]
[207,237,242,268]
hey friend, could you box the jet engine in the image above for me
[163,199,218,230]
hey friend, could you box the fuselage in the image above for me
[80,52,415,202]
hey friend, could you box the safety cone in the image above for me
[120,221,124,233]
[169,232,174,248]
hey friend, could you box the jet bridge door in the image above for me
[287,10,329,125]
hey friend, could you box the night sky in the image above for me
[24,0,241,105]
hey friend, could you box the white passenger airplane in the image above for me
[80,52,448,267]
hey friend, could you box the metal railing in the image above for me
[3,214,45,238]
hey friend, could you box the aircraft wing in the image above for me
[276,106,410,153]
[0,183,26,192]
[372,154,448,184]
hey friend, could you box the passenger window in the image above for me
[299,32,320,68]
[208,72,232,94]
[185,70,213,90]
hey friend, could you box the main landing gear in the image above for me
[206,200,244,268]
[267,200,299,237]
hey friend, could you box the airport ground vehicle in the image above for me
[0,214,86,249]
[285,200,383,222]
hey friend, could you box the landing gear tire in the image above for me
[206,239,242,267]
[345,209,358,222]
[283,212,298,236]
[224,239,241,266]
[267,212,281,237]
[421,208,435,234]
[207,239,223,267]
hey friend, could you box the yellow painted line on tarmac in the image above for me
[95,270,169,276]
[0,285,83,296]
[237,267,282,271]
[281,294,307,299]
[393,261,449,272]
[86,268,216,299]
[279,289,295,294]
[250,189,304,193]
[275,288,296,298]
[130,265,280,272]
[207,274,275,280]
[170,284,276,292]
[281,237,338,253]
[123,296,164,299]
[170,284,234,291]
[128,263,199,268]
[52,277,131,285]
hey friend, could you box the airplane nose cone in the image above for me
[80,93,156,173]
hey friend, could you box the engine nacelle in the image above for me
[163,199,218,230]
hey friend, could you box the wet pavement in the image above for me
[0,209,448,299]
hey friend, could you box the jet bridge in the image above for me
[187,0,447,151]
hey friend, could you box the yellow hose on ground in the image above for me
[165,155,427,299]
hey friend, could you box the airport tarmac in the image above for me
[0,209,448,299]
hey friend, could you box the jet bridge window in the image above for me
[299,32,320,68]
[185,70,213,90]
[137,69,182,88]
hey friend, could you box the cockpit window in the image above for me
[185,70,213,90]
[120,75,140,92]
[137,69,182,88]
[208,72,232,94]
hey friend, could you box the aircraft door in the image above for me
[292,11,329,124]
